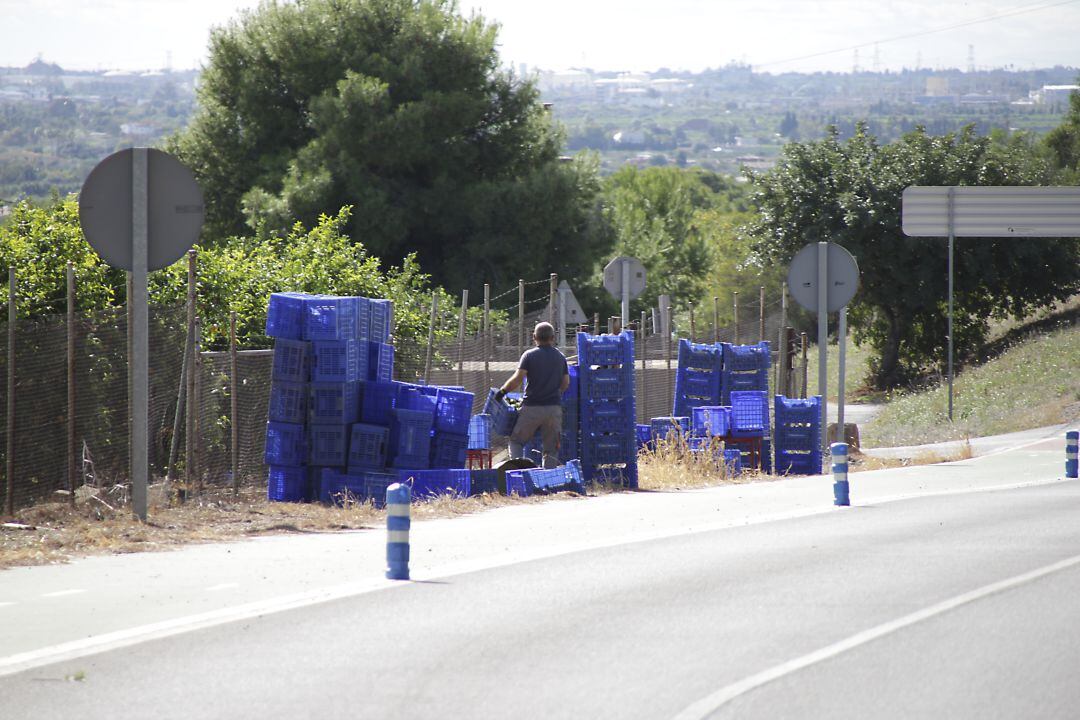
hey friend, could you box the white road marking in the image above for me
[205,583,239,592]
[672,551,1080,720]
[40,589,86,598]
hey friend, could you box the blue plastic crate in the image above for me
[580,366,633,400]
[318,468,360,504]
[650,416,690,441]
[722,449,743,475]
[265,292,310,340]
[525,460,584,494]
[267,465,307,502]
[396,383,438,414]
[505,469,532,497]
[265,422,306,466]
[775,425,821,452]
[691,406,730,437]
[675,367,722,401]
[361,380,397,425]
[272,339,311,383]
[347,423,389,469]
[268,380,307,424]
[308,424,350,466]
[559,430,579,463]
[483,389,519,437]
[402,468,471,499]
[468,414,492,450]
[564,364,579,399]
[309,382,361,424]
[723,341,771,372]
[730,391,769,437]
[581,462,637,489]
[303,295,359,341]
[673,394,714,420]
[581,432,636,465]
[432,387,474,435]
[775,450,822,476]
[469,469,500,495]
[389,408,434,467]
[775,395,823,425]
[369,299,393,344]
[430,432,468,469]
[312,339,368,383]
[364,472,397,507]
[678,338,724,372]
[721,369,769,405]
[369,342,394,382]
[636,424,653,450]
[580,397,633,421]
[578,333,634,367]
[581,411,635,436]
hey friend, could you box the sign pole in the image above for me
[131,148,149,521]
[838,304,847,441]
[947,187,955,422]
[817,241,828,466]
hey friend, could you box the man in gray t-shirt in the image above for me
[495,322,570,469]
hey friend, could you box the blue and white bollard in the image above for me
[1067,430,1078,480]
[385,483,411,580]
[831,442,850,506]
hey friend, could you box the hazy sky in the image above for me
[2,0,1078,74]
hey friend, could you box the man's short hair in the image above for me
[533,322,555,343]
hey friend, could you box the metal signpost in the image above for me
[79,148,204,520]
[902,186,1080,420]
[603,256,646,327]
[787,242,860,461]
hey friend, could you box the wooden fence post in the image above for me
[713,296,720,344]
[193,316,202,497]
[183,249,197,502]
[800,331,809,398]
[688,301,696,341]
[423,291,438,384]
[549,274,557,325]
[483,284,491,392]
[457,289,468,388]
[230,311,239,497]
[5,268,15,515]
[665,304,674,416]
[518,279,525,357]
[733,291,740,345]
[67,263,76,505]
[759,286,766,343]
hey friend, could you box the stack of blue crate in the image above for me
[264,292,399,504]
[721,341,770,405]
[673,339,723,417]
[577,331,637,488]
[774,395,823,475]
[650,416,690,443]
[729,390,771,472]
[265,292,479,505]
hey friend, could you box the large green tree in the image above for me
[748,124,1080,389]
[171,0,606,294]
[1043,83,1080,182]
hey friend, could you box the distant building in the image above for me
[120,123,158,137]
[1033,85,1079,105]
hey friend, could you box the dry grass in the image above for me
[0,481,565,570]
[638,437,769,490]
[849,438,974,472]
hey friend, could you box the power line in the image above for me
[756,0,1080,70]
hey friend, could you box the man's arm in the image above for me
[497,368,527,400]
[559,371,570,395]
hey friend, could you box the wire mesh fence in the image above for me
[1,271,800,513]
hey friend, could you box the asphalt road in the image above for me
[3,478,1078,720]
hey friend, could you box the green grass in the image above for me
[861,323,1080,447]
[798,331,875,403]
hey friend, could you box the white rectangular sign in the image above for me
[902,186,1080,238]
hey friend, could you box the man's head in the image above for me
[533,321,556,345]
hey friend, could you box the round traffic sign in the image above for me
[78,148,204,271]
[787,242,860,313]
